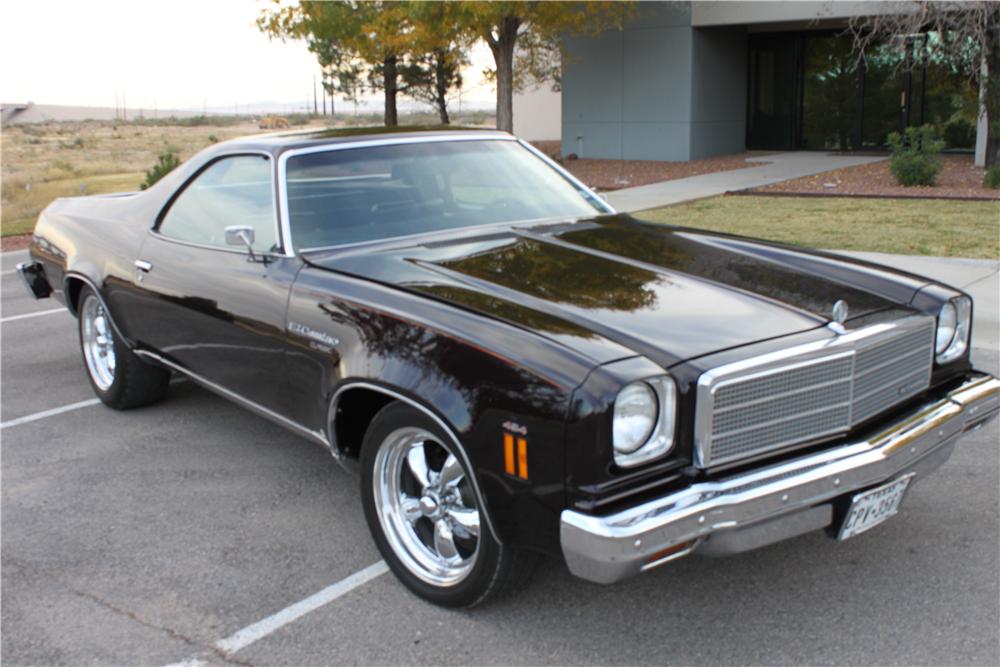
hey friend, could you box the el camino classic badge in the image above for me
[288,322,340,349]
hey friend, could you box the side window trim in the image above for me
[154,151,286,255]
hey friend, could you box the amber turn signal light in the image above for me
[503,433,528,480]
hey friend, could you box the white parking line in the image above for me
[0,308,66,323]
[215,560,389,655]
[161,560,389,666]
[0,398,102,430]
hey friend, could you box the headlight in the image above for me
[935,302,956,354]
[613,383,657,454]
[613,378,677,467]
[936,296,971,364]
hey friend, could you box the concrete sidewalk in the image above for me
[835,250,999,351]
[605,151,886,213]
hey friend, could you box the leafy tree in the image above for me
[259,1,413,126]
[259,1,628,132]
[399,2,470,124]
[452,1,628,133]
[359,2,419,126]
[398,49,465,124]
[848,1,1000,166]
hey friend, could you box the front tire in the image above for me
[360,402,535,607]
[77,287,169,409]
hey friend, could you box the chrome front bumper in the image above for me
[561,374,1000,584]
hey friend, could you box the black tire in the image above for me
[360,401,536,607]
[77,287,170,410]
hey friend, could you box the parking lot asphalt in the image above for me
[2,247,998,666]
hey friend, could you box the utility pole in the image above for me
[313,75,318,114]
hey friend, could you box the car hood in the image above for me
[302,215,928,368]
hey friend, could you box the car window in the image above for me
[159,155,278,252]
[285,140,606,250]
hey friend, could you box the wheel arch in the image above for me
[62,272,133,348]
[328,380,502,545]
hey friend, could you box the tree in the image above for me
[358,2,417,126]
[399,2,470,124]
[848,1,1000,166]
[258,1,413,127]
[453,2,628,133]
[399,49,466,124]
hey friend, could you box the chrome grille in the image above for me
[695,317,934,468]
[852,325,937,423]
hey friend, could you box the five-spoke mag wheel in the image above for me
[373,426,480,586]
[360,402,536,607]
[81,294,117,391]
[76,287,170,410]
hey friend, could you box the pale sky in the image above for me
[0,0,495,112]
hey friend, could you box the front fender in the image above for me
[283,268,600,555]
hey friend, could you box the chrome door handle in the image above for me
[134,260,153,272]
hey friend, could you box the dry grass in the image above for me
[635,195,1000,259]
[1,112,496,237]
[1,120,266,236]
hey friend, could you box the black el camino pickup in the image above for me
[18,129,999,607]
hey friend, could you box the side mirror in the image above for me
[224,225,266,264]
[224,225,255,250]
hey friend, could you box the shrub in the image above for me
[984,164,1000,189]
[141,149,180,190]
[887,125,944,187]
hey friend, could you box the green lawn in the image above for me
[634,195,1000,260]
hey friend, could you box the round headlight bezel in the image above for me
[612,377,677,468]
[936,297,971,364]
[613,382,658,455]
[935,301,957,355]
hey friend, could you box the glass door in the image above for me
[801,34,861,150]
[747,35,799,150]
[859,42,907,149]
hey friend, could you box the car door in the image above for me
[123,153,300,415]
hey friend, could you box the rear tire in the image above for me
[359,401,536,607]
[77,287,169,409]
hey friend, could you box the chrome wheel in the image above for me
[81,295,116,391]
[373,427,480,586]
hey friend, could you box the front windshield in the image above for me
[284,139,607,250]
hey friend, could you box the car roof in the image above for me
[213,126,513,156]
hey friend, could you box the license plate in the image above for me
[838,474,914,541]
